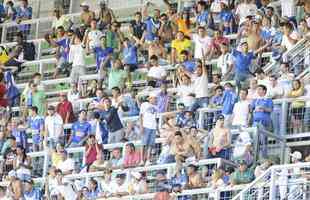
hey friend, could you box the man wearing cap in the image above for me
[235,0,257,25]
[68,110,91,147]
[110,174,130,197]
[140,93,158,165]
[44,105,64,148]
[98,0,115,30]
[80,1,95,27]
[231,160,255,186]
[52,9,72,33]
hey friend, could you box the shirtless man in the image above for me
[208,115,231,160]
[186,164,204,189]
[246,20,264,51]
[169,131,201,167]
[148,37,166,60]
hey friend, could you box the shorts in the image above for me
[70,65,86,84]
[108,129,124,144]
[124,64,137,72]
[142,128,156,147]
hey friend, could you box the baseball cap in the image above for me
[239,38,248,45]
[238,159,247,165]
[290,151,302,160]
[80,1,89,7]
[216,114,225,121]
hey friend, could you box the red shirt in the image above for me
[0,83,8,107]
[56,100,75,123]
[211,36,229,52]
[123,151,141,168]
[85,144,101,165]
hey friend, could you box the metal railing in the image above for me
[232,162,310,200]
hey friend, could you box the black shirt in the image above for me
[100,107,123,132]
[130,20,146,39]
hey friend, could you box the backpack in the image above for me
[5,71,20,106]
[23,42,36,61]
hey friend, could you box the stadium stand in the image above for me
[0,0,309,199]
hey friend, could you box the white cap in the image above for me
[220,0,228,5]
[239,38,248,45]
[149,91,158,98]
[131,171,142,179]
[290,151,302,160]
[80,1,89,7]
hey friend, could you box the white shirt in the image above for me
[54,184,77,200]
[193,73,208,98]
[232,100,250,126]
[233,131,252,158]
[281,0,296,17]
[267,84,284,99]
[140,102,158,130]
[67,90,80,112]
[45,113,63,139]
[147,66,167,79]
[57,158,75,173]
[210,0,222,13]
[235,3,257,25]
[281,31,300,51]
[177,83,195,107]
[192,34,212,59]
[87,30,104,49]
[217,53,233,75]
[110,181,129,194]
[69,44,85,67]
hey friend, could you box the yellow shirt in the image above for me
[52,152,63,167]
[176,19,191,36]
[171,39,192,58]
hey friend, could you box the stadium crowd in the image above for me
[0,0,309,199]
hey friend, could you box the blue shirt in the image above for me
[232,49,256,75]
[12,129,27,150]
[156,92,169,113]
[123,44,138,65]
[144,17,160,41]
[28,115,44,144]
[100,107,123,132]
[222,89,237,115]
[182,60,196,73]
[71,121,91,143]
[56,37,70,61]
[250,98,273,126]
[94,47,113,71]
[210,95,223,106]
[16,6,32,31]
[24,188,43,200]
[219,11,233,23]
[122,95,139,116]
[196,10,209,26]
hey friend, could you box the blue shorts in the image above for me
[142,128,156,147]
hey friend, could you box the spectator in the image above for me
[148,36,166,60]
[210,86,224,107]
[0,73,7,108]
[147,55,167,87]
[122,37,139,72]
[52,9,72,32]
[23,179,43,199]
[123,142,141,168]
[97,0,115,30]
[288,79,305,133]
[129,172,148,194]
[44,105,64,148]
[186,164,204,189]
[53,169,77,199]
[195,0,212,28]
[247,79,259,100]
[142,2,161,43]
[69,110,91,147]
[192,26,212,60]
[28,106,44,151]
[8,118,27,150]
[0,136,17,176]
[56,150,75,175]
[109,147,123,169]
[219,1,234,35]
[13,146,31,178]
[208,115,231,160]
[15,0,32,35]
[235,0,257,26]
[80,1,95,27]
[56,92,75,124]
[84,19,104,53]
[105,21,123,52]
[100,98,124,144]
[130,12,146,43]
[158,13,176,45]
[232,130,253,165]
[221,82,237,127]
[140,94,158,165]
[171,31,192,64]
[85,135,102,168]
[217,42,233,80]
[179,50,197,74]
[209,29,229,58]
[110,173,129,197]
[108,59,128,90]
[156,83,170,113]
[176,73,195,108]
[231,160,255,186]
[190,59,209,111]
[232,89,251,127]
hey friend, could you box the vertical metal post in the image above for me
[42,150,49,176]
[269,168,276,200]
[253,127,260,165]
[198,110,204,129]
[69,0,73,14]
[37,40,41,60]
[177,0,182,13]
[39,61,43,75]
[280,101,288,137]
[35,21,39,39]
[1,25,6,43]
